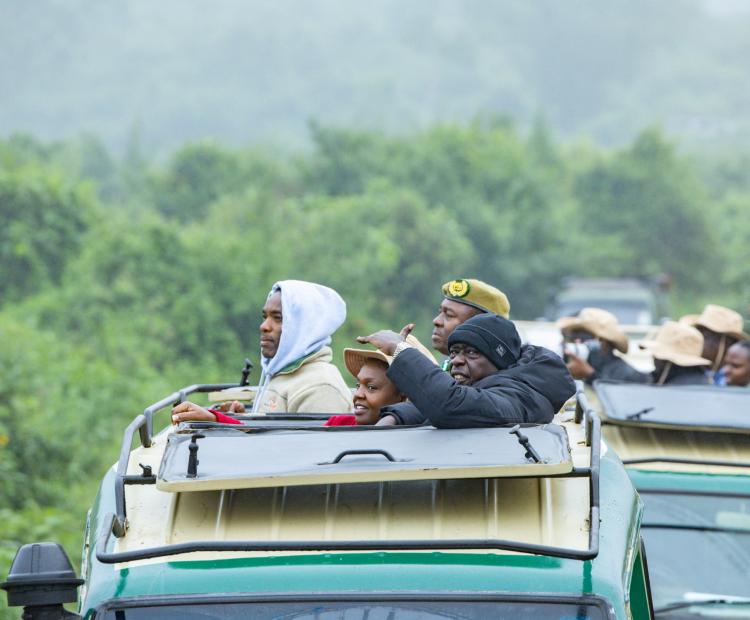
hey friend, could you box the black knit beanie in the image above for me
[448,314,521,370]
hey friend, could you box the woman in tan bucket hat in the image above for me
[325,333,438,426]
[639,321,711,385]
[555,308,649,384]
[681,304,749,384]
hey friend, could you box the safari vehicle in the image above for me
[548,278,663,326]
[594,381,750,619]
[2,383,654,619]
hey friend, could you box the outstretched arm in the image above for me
[386,349,530,427]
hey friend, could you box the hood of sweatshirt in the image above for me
[487,344,576,413]
[260,280,346,378]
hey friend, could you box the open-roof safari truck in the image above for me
[594,381,750,618]
[3,383,654,619]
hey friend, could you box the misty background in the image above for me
[3,0,750,154]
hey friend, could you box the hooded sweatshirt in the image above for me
[251,280,351,414]
[381,344,576,428]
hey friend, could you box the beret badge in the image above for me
[446,279,471,298]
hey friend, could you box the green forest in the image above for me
[1,118,750,616]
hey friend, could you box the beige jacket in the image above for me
[254,346,351,414]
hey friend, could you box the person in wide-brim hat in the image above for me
[639,321,711,385]
[555,308,648,385]
[356,313,576,428]
[556,307,629,354]
[681,304,749,376]
[324,334,437,427]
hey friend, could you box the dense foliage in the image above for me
[1,121,748,617]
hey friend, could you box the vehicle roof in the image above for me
[157,424,574,491]
[595,381,750,434]
[592,383,750,477]
[557,278,654,299]
[78,387,643,618]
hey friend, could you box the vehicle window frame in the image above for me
[639,488,750,532]
[92,592,617,619]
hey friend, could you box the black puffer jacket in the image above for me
[381,344,576,428]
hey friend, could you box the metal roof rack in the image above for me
[594,380,750,434]
[96,384,602,564]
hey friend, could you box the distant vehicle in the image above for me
[594,380,750,618]
[2,383,655,619]
[549,277,663,326]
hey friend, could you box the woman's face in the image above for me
[352,360,404,425]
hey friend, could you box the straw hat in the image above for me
[344,334,438,379]
[554,307,629,354]
[678,314,701,327]
[682,304,749,341]
[638,321,711,367]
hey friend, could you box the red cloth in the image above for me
[210,410,242,424]
[210,410,357,426]
[324,415,357,426]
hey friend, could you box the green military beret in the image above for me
[441,278,511,318]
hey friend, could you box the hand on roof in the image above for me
[171,401,217,424]
[212,400,246,414]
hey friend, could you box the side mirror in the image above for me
[1,542,83,619]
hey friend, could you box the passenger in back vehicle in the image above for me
[722,341,750,388]
[358,314,575,428]
[638,321,711,385]
[557,307,649,384]
[681,304,749,385]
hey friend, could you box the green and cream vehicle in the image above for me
[595,381,750,619]
[3,383,654,619]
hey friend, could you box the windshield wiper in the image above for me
[655,593,750,615]
[625,406,654,420]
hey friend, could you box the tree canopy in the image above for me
[0,120,748,618]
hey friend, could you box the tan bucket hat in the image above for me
[678,314,701,327]
[682,304,749,341]
[344,334,438,379]
[555,307,629,354]
[638,321,711,367]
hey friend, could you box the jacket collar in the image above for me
[275,346,331,376]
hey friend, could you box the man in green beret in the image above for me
[432,279,511,368]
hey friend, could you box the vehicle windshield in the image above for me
[96,600,610,619]
[640,491,750,617]
[555,300,652,325]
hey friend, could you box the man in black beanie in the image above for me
[357,314,575,428]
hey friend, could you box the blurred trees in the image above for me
[0,168,94,304]
[1,120,749,617]
[574,129,717,291]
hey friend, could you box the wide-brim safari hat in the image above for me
[344,334,437,379]
[555,307,629,354]
[682,304,749,341]
[639,321,711,367]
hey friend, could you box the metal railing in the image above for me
[97,385,602,564]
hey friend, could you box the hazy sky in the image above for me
[2,0,749,155]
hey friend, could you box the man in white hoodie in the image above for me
[172,280,352,421]
[250,280,351,413]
